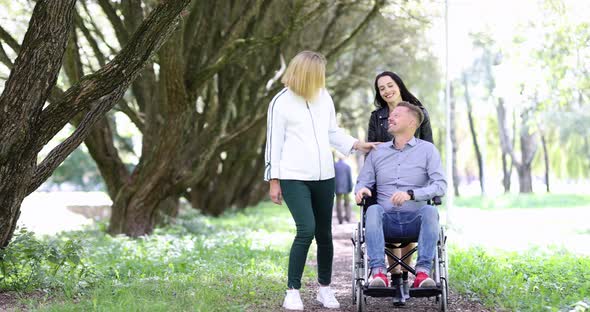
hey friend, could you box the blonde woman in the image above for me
[264,51,378,310]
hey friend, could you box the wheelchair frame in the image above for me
[351,197,449,311]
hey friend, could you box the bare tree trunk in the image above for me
[108,28,189,235]
[462,73,485,195]
[154,196,180,227]
[496,97,513,193]
[539,132,550,193]
[509,111,516,189]
[449,84,460,197]
[0,1,77,247]
[0,0,191,246]
[517,109,537,193]
[190,123,268,215]
[517,165,533,193]
[501,154,511,193]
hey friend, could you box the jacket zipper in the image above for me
[306,102,322,180]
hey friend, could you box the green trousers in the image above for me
[280,178,335,289]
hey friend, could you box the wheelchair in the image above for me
[351,196,448,311]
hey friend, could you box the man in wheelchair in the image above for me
[354,101,447,290]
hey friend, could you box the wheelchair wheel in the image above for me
[438,226,449,311]
[356,280,365,312]
[351,227,357,304]
[352,221,364,305]
[439,277,448,311]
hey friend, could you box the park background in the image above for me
[1,0,589,311]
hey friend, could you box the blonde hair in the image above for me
[281,51,326,101]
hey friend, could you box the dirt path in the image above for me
[297,218,490,312]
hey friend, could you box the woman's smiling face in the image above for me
[377,75,402,106]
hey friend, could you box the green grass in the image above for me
[2,202,318,312]
[450,246,590,311]
[454,193,590,209]
[5,199,590,311]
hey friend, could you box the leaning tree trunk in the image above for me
[462,73,485,195]
[107,31,188,235]
[449,84,460,197]
[0,1,77,247]
[0,0,191,245]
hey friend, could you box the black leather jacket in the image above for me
[367,105,433,143]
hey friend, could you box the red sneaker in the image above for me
[369,270,389,287]
[413,272,435,288]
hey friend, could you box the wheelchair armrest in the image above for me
[358,195,370,207]
[361,195,442,207]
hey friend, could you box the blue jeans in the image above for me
[365,204,439,274]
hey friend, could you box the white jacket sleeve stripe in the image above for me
[264,88,288,181]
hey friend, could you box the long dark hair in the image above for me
[373,71,423,109]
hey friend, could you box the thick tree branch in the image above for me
[75,11,107,67]
[97,0,130,45]
[316,3,345,52]
[34,0,191,153]
[29,93,125,193]
[218,113,266,147]
[325,0,385,60]
[62,22,130,198]
[0,25,20,53]
[0,1,77,161]
[181,0,205,56]
[0,43,12,69]
[186,1,324,95]
[81,1,119,56]
[115,100,145,130]
[121,0,144,34]
[64,26,85,84]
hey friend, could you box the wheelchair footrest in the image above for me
[363,285,442,298]
[409,285,442,298]
[362,286,399,298]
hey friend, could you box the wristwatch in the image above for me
[406,189,415,200]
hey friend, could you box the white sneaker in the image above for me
[316,286,340,309]
[282,289,304,310]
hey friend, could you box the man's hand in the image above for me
[269,179,282,205]
[391,191,411,206]
[355,187,372,204]
[354,141,380,154]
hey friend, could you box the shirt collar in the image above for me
[390,136,418,150]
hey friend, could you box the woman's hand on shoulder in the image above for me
[354,141,380,154]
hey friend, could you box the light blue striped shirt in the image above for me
[355,137,447,212]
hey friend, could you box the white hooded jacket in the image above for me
[264,88,357,181]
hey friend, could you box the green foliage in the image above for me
[0,228,88,296]
[450,246,590,311]
[8,202,304,311]
[455,193,590,209]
